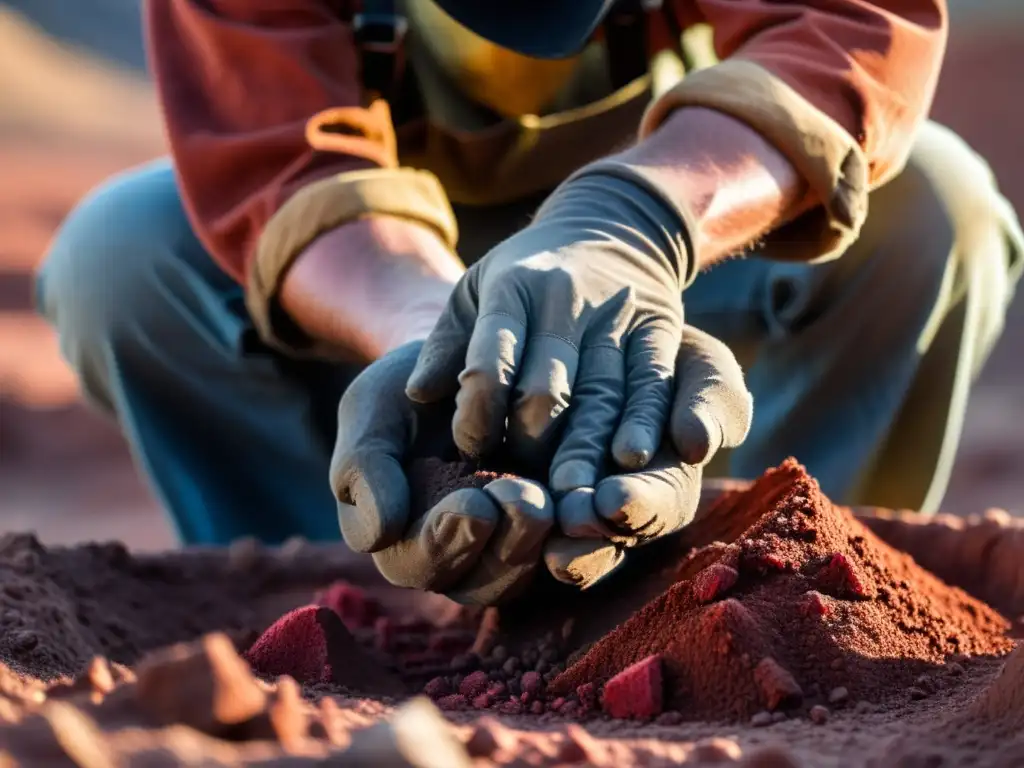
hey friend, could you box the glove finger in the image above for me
[452,311,527,459]
[671,326,753,466]
[556,487,620,540]
[483,477,555,564]
[543,536,625,590]
[611,319,681,471]
[441,478,555,606]
[370,488,500,592]
[505,335,580,469]
[548,345,626,496]
[334,454,410,553]
[594,453,703,543]
[331,341,422,552]
[406,274,478,404]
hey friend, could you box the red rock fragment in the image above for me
[600,655,664,719]
[521,671,543,697]
[424,677,450,698]
[753,657,803,711]
[243,606,332,685]
[817,553,869,599]
[459,671,490,698]
[692,563,740,604]
[743,548,789,575]
[316,582,379,629]
[472,693,492,709]
[799,590,833,618]
[530,701,545,715]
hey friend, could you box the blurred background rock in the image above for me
[1,0,1021,548]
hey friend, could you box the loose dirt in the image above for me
[1,460,1024,766]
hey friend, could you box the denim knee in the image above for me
[36,161,207,407]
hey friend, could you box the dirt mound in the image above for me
[549,460,1013,720]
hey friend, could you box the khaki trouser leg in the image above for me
[851,122,1024,512]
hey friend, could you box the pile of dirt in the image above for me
[549,460,1013,720]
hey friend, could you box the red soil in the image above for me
[1,460,1022,765]
[549,460,1012,720]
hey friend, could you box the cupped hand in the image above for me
[330,341,556,604]
[544,325,753,588]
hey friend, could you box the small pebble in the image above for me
[498,699,523,715]
[655,711,683,726]
[771,711,787,723]
[502,657,520,675]
[521,671,543,696]
[809,705,829,724]
[946,662,964,676]
[828,686,849,705]
[751,711,773,727]
[829,658,844,671]
[530,701,545,715]
[908,687,928,700]
[459,671,490,698]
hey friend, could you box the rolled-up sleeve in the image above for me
[643,0,948,263]
[145,1,457,347]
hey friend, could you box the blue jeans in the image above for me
[37,123,1022,545]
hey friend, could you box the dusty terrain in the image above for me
[0,464,1023,766]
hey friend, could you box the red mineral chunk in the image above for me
[817,552,870,599]
[799,590,834,618]
[692,563,740,604]
[753,657,803,711]
[600,655,665,719]
[243,606,333,685]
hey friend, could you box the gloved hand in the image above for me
[543,325,753,588]
[330,341,555,604]
[405,170,693,483]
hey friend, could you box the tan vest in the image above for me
[395,0,655,206]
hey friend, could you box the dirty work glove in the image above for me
[405,169,695,483]
[330,341,555,605]
[544,326,753,588]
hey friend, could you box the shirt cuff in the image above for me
[246,167,459,358]
[640,59,870,265]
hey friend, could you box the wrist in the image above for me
[279,216,463,362]
[614,108,809,270]
[534,171,693,289]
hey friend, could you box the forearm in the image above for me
[613,107,808,270]
[279,216,464,363]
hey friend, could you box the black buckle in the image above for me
[353,12,408,99]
